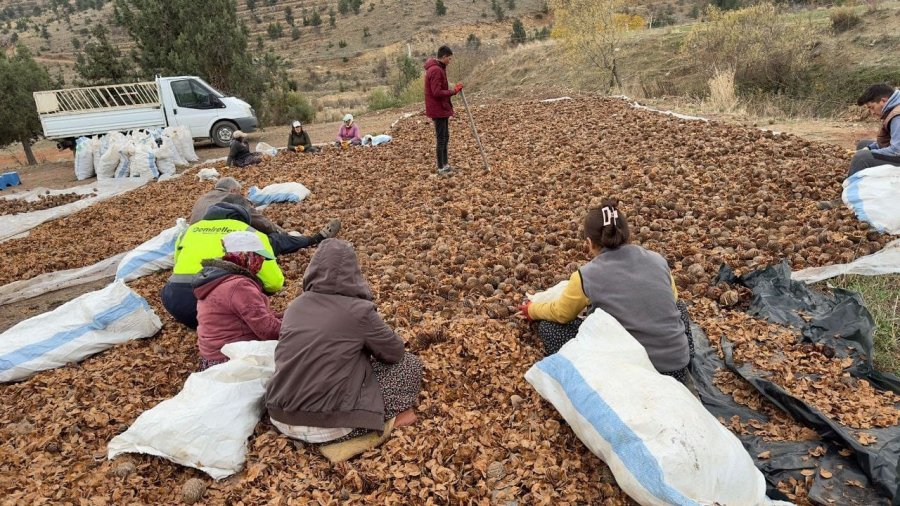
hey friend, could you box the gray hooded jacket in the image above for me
[265,239,405,431]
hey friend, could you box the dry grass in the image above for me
[828,274,900,375]
[704,67,741,113]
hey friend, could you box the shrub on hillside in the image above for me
[510,19,527,45]
[368,88,398,110]
[830,6,861,33]
[683,4,813,93]
[259,89,316,126]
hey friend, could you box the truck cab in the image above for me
[157,76,257,147]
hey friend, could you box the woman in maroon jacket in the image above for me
[265,239,422,444]
[192,231,283,370]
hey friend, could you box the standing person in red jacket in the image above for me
[424,46,463,175]
[192,231,283,371]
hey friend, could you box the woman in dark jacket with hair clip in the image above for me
[516,199,694,383]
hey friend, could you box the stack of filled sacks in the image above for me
[74,126,199,181]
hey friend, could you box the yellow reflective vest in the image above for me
[171,218,284,294]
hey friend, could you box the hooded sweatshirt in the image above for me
[265,239,405,432]
[171,203,284,294]
[424,58,456,119]
[871,89,900,157]
[192,259,282,361]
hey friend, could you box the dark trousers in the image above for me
[850,139,900,177]
[268,233,315,256]
[433,117,449,169]
[535,301,697,384]
[161,281,199,329]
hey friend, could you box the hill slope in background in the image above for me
[1,0,552,118]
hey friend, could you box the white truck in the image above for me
[33,76,257,149]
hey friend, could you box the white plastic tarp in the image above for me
[792,239,900,284]
[842,164,900,234]
[107,341,277,480]
[0,219,188,307]
[524,307,789,506]
[0,280,161,383]
[247,182,311,205]
[0,253,124,306]
[0,178,149,244]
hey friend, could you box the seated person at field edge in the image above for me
[227,130,262,168]
[287,120,319,153]
[193,231,283,370]
[265,239,422,444]
[335,114,362,147]
[849,84,900,177]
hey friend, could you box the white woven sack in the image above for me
[152,142,176,176]
[524,309,790,506]
[247,182,311,205]
[0,280,161,383]
[842,164,900,234]
[255,142,278,157]
[74,137,95,180]
[107,341,277,480]
[115,219,187,281]
[163,137,188,166]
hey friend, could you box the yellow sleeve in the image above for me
[255,232,285,294]
[528,271,590,323]
[670,274,678,300]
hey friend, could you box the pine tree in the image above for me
[0,45,53,165]
[435,0,447,16]
[113,0,263,104]
[74,24,133,85]
[510,18,526,44]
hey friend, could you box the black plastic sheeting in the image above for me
[690,325,888,505]
[687,261,900,504]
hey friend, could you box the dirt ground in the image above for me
[0,108,410,193]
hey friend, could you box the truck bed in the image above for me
[39,107,167,139]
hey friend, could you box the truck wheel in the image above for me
[211,121,238,148]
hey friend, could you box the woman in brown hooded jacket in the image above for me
[265,239,422,443]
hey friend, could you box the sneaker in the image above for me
[437,166,452,176]
[319,218,341,239]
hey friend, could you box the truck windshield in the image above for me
[195,78,225,98]
[171,79,226,109]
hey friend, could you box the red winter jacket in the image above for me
[193,259,283,361]
[424,58,457,119]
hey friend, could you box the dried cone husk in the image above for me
[0,97,893,504]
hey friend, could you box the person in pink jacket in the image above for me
[335,113,362,146]
[192,231,283,370]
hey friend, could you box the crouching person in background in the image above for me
[266,239,422,445]
[192,231,283,371]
